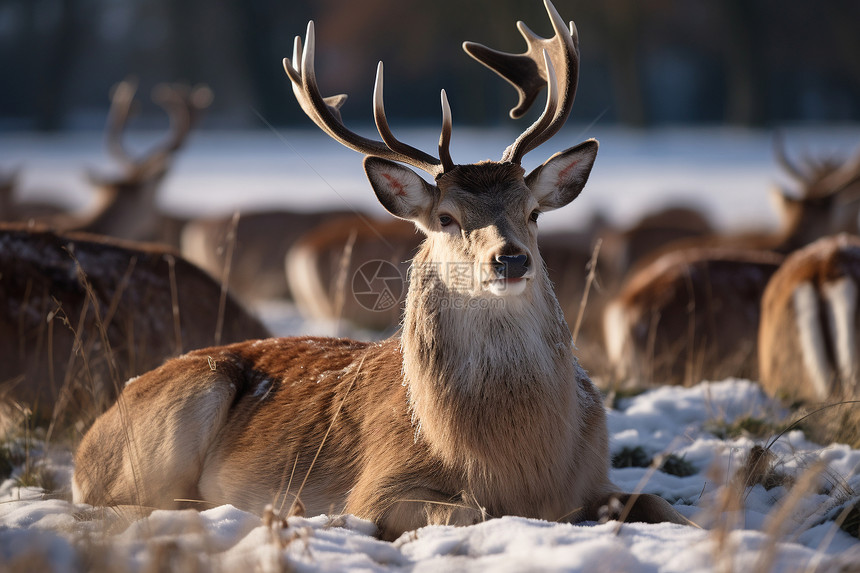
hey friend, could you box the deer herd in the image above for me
[1,0,859,540]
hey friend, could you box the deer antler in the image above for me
[149,82,213,159]
[463,0,578,165]
[814,146,860,200]
[105,78,140,169]
[283,22,454,177]
[775,133,860,200]
[103,78,212,178]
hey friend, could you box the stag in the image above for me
[73,1,688,540]
[0,224,270,432]
[38,79,210,244]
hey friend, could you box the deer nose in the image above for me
[494,254,530,279]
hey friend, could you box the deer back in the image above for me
[0,224,269,430]
[759,233,860,403]
[286,214,421,331]
[604,246,784,387]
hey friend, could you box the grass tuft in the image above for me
[611,445,698,477]
[840,501,860,539]
[704,416,783,440]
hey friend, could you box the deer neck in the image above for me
[400,245,589,470]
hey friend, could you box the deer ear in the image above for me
[364,156,436,220]
[526,139,598,211]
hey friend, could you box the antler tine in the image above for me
[815,144,860,199]
[152,85,193,153]
[773,132,805,182]
[463,0,578,164]
[284,21,447,177]
[439,89,454,172]
[372,63,446,177]
[105,78,139,168]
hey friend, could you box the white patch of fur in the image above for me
[602,301,629,377]
[822,277,858,384]
[792,282,832,400]
[179,221,211,272]
[70,476,83,503]
[484,278,529,297]
[285,244,333,320]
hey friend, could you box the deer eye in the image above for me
[439,214,455,227]
[529,210,540,223]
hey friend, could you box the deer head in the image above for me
[88,78,212,192]
[772,135,860,243]
[283,0,597,302]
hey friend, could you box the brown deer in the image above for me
[603,139,860,388]
[285,213,421,331]
[73,1,688,540]
[758,233,860,403]
[38,79,210,244]
[0,224,270,432]
[180,207,353,302]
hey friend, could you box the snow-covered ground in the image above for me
[1,379,858,571]
[1,126,860,571]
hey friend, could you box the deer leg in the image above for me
[587,492,693,526]
[352,487,486,541]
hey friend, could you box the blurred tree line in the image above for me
[1,0,858,131]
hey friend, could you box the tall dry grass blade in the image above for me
[287,353,367,518]
[165,254,183,355]
[276,454,301,518]
[704,453,744,573]
[683,268,697,387]
[804,501,858,573]
[753,460,826,573]
[215,211,240,347]
[333,228,358,337]
[612,437,689,534]
[765,400,860,452]
[572,238,601,344]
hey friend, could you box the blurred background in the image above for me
[2,0,860,132]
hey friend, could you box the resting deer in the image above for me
[73,1,689,540]
[40,79,210,244]
[759,233,860,403]
[180,207,353,302]
[0,224,270,432]
[603,139,860,387]
[285,213,422,331]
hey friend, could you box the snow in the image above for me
[2,126,860,570]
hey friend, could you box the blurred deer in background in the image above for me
[540,204,715,381]
[35,79,211,244]
[603,139,860,388]
[759,233,860,404]
[285,213,420,331]
[180,207,354,302]
[74,1,689,540]
[0,224,270,433]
